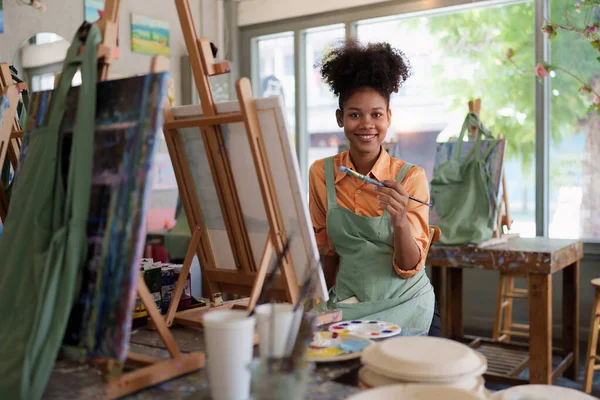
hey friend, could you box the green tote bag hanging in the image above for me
[430,113,500,245]
[0,22,100,400]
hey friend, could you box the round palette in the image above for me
[358,366,485,395]
[490,385,597,400]
[361,337,487,383]
[305,332,374,363]
[328,320,401,339]
[345,384,484,400]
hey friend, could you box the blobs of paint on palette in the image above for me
[339,339,372,353]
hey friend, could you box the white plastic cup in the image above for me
[255,303,303,359]
[203,310,256,400]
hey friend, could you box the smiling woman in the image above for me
[308,39,436,333]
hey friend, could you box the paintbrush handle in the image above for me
[339,166,431,207]
[408,195,432,207]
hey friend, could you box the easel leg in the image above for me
[109,280,205,399]
[138,279,181,357]
[163,226,203,327]
[246,239,275,312]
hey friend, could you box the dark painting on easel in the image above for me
[24,73,169,361]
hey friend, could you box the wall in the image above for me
[237,0,393,26]
[0,0,210,296]
[0,0,202,105]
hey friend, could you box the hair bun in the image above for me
[318,38,411,107]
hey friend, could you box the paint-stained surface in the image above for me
[427,238,583,274]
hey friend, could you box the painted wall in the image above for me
[0,0,202,105]
[237,0,394,26]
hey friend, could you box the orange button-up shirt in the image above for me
[308,149,430,279]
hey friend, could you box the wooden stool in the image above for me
[584,278,600,393]
[493,272,529,342]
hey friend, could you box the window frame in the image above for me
[238,0,600,249]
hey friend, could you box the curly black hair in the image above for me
[318,39,412,109]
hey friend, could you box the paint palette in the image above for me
[328,320,402,339]
[305,331,374,363]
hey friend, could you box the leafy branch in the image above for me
[505,1,600,113]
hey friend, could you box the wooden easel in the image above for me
[0,63,27,221]
[83,1,204,398]
[467,99,517,247]
[153,0,300,331]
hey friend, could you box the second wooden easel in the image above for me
[151,0,301,332]
[0,63,28,221]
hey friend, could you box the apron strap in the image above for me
[395,161,414,184]
[324,156,337,211]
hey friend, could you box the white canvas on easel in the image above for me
[171,96,328,300]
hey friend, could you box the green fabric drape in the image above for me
[0,23,100,400]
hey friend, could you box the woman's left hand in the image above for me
[376,180,409,229]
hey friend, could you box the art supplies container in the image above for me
[144,262,162,309]
[249,358,314,400]
[255,303,303,359]
[133,259,162,319]
[172,264,192,308]
[203,310,256,400]
[160,264,176,313]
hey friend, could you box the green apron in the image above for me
[0,23,100,399]
[317,156,434,331]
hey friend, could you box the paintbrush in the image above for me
[338,166,432,207]
[284,313,317,373]
[282,260,318,359]
[247,236,292,318]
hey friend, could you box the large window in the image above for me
[548,2,600,240]
[357,3,536,236]
[244,0,596,242]
[305,24,346,167]
[255,32,295,143]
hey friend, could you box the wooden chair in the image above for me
[493,272,529,342]
[583,278,600,393]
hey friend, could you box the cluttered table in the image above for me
[45,324,426,399]
[427,237,583,386]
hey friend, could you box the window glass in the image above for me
[305,24,346,168]
[358,2,536,236]
[548,2,600,239]
[256,32,295,145]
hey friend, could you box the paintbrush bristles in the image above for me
[247,236,293,317]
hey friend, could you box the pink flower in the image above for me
[542,24,557,39]
[535,63,549,78]
[588,26,597,34]
[593,95,600,105]
[504,48,515,59]
[40,3,46,12]
[581,86,592,94]
[31,0,41,8]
